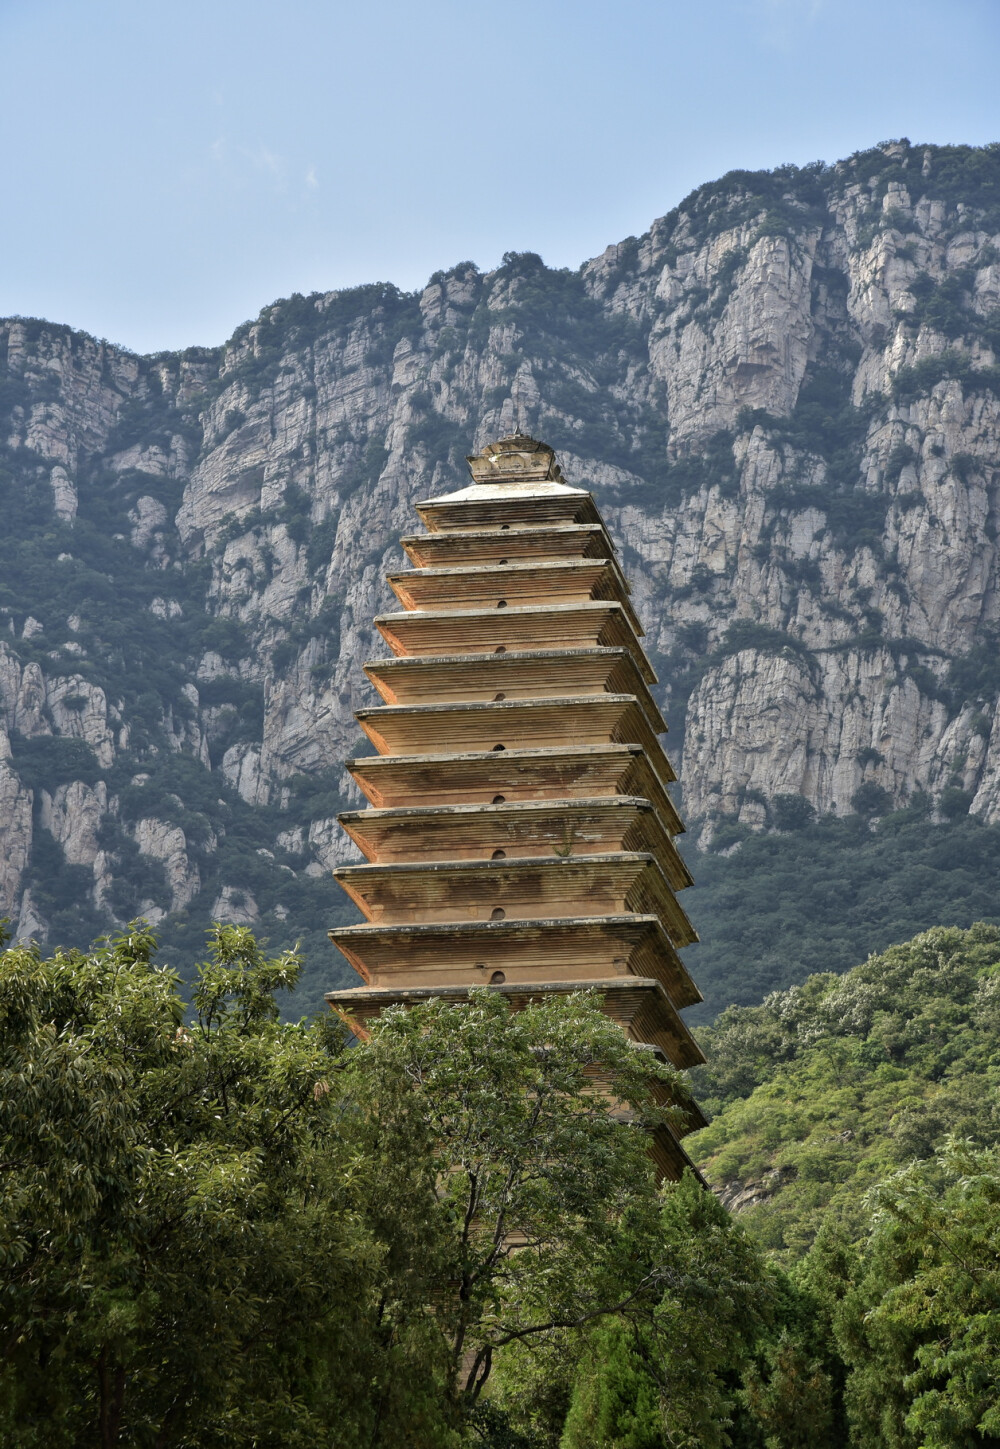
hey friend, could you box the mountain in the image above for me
[688,921,1000,1258]
[3,138,1000,1013]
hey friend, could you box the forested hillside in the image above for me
[690,921,1000,1251]
[683,804,1000,1017]
[3,139,1000,1014]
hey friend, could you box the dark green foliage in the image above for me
[829,141,1000,237]
[0,454,55,545]
[946,629,1000,706]
[276,481,312,544]
[938,786,974,819]
[901,268,976,340]
[553,1174,845,1449]
[559,1175,777,1449]
[609,428,740,508]
[767,366,870,483]
[461,250,654,481]
[740,367,887,550]
[690,923,1000,1243]
[658,160,830,254]
[468,1404,539,1448]
[883,442,917,483]
[3,912,999,1447]
[687,921,1000,1443]
[22,826,108,948]
[851,781,892,816]
[720,619,814,662]
[227,284,421,397]
[0,929,730,1445]
[834,1140,1000,1448]
[483,251,645,366]
[891,349,1000,404]
[664,429,740,502]
[103,835,172,919]
[268,593,342,674]
[681,811,1000,1020]
[9,733,101,789]
[914,142,1000,213]
[0,923,421,1447]
[770,794,816,831]
[197,674,264,715]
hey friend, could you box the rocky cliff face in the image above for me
[4,140,1000,1005]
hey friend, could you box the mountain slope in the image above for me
[688,922,1000,1256]
[681,804,1000,1019]
[3,139,1000,1010]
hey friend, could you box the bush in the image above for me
[9,734,102,791]
[771,795,816,831]
[938,786,973,819]
[851,782,892,817]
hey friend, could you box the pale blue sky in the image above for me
[2,0,998,354]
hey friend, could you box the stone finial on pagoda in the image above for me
[325,433,706,1180]
[465,433,564,484]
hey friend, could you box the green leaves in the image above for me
[0,929,709,1445]
[14,918,999,1447]
[337,990,680,1413]
[0,924,366,1447]
[835,1139,1000,1448]
[682,925,1000,1448]
[559,1173,787,1449]
[691,925,1000,1258]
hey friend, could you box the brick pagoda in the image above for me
[326,433,706,1176]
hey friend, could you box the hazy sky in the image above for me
[2,0,998,354]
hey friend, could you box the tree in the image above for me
[337,989,688,1422]
[0,920,387,1447]
[558,1174,775,1449]
[740,1330,836,1448]
[0,921,700,1446]
[834,1137,1000,1448]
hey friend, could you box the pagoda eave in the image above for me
[400,523,619,568]
[332,852,697,946]
[374,602,653,673]
[385,559,641,633]
[325,975,705,1070]
[328,913,701,1010]
[354,696,673,772]
[345,744,684,833]
[415,489,602,533]
[362,648,665,727]
[336,797,693,888]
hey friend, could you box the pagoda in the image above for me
[326,433,707,1178]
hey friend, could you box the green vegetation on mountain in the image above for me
[832,1140,1000,1448]
[682,807,1000,1019]
[689,922,1000,1255]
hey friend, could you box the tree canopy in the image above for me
[0,920,730,1446]
[3,919,1000,1446]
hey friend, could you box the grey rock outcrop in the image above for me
[1,141,999,957]
[0,746,32,919]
